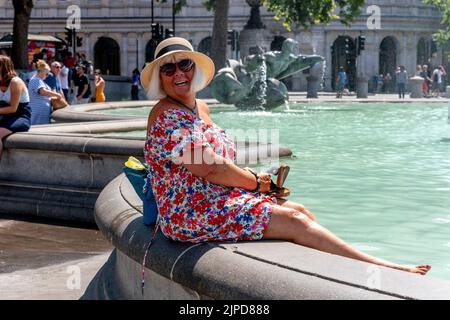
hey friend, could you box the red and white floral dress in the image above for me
[144,108,275,243]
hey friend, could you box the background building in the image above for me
[0,0,446,92]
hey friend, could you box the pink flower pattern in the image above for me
[144,109,274,243]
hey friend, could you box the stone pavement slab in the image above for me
[0,252,111,300]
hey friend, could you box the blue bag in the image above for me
[123,157,158,225]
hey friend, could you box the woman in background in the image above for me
[0,56,31,160]
[94,69,106,103]
[28,60,62,125]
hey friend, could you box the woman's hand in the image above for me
[257,172,271,193]
[243,168,271,193]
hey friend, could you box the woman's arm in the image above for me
[97,79,105,90]
[39,87,61,99]
[183,147,258,190]
[0,79,23,115]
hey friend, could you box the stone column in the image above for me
[239,0,271,59]
[306,62,324,98]
[137,33,144,69]
[239,30,271,59]
[121,33,128,77]
[84,33,91,62]
[356,76,368,98]
[409,76,424,98]
[356,54,368,98]
[445,86,450,99]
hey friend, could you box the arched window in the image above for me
[379,36,398,76]
[94,37,120,75]
[331,36,356,91]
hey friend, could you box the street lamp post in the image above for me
[172,0,175,35]
[151,0,154,24]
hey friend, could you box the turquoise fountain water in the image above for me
[101,102,450,280]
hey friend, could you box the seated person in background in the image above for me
[28,60,62,125]
[0,56,31,160]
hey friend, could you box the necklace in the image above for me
[166,95,197,115]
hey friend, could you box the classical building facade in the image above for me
[0,0,445,91]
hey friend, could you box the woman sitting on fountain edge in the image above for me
[142,37,430,275]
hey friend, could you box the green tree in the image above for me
[163,0,366,70]
[11,0,34,70]
[423,0,450,45]
[263,0,365,31]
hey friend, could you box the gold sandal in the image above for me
[269,164,290,198]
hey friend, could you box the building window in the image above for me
[94,37,120,75]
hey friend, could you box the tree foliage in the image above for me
[262,0,365,31]
[423,0,450,45]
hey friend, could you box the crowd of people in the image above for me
[356,63,448,98]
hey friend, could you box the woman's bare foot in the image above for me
[394,264,432,275]
[409,265,432,275]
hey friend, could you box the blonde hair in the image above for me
[146,53,206,100]
[36,59,50,73]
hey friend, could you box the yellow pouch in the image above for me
[124,156,146,171]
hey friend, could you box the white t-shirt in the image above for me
[59,66,69,89]
[433,69,443,84]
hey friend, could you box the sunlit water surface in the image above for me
[100,102,450,280]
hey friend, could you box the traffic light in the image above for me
[151,23,160,40]
[64,27,73,47]
[165,28,174,39]
[76,36,83,47]
[344,37,351,55]
[227,30,237,51]
[357,35,366,55]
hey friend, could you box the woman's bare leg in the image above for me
[263,204,431,275]
[0,128,12,161]
[276,198,316,221]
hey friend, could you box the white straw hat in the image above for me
[140,37,215,99]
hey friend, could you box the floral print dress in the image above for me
[144,108,275,243]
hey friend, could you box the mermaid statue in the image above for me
[210,38,324,110]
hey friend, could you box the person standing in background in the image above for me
[73,64,91,104]
[59,62,70,101]
[94,69,106,103]
[431,65,447,97]
[395,66,408,99]
[131,68,140,101]
[335,66,347,98]
[420,65,431,97]
[44,61,64,99]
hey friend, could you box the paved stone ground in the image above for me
[0,252,111,300]
[0,215,113,300]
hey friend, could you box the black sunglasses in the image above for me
[160,59,195,76]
